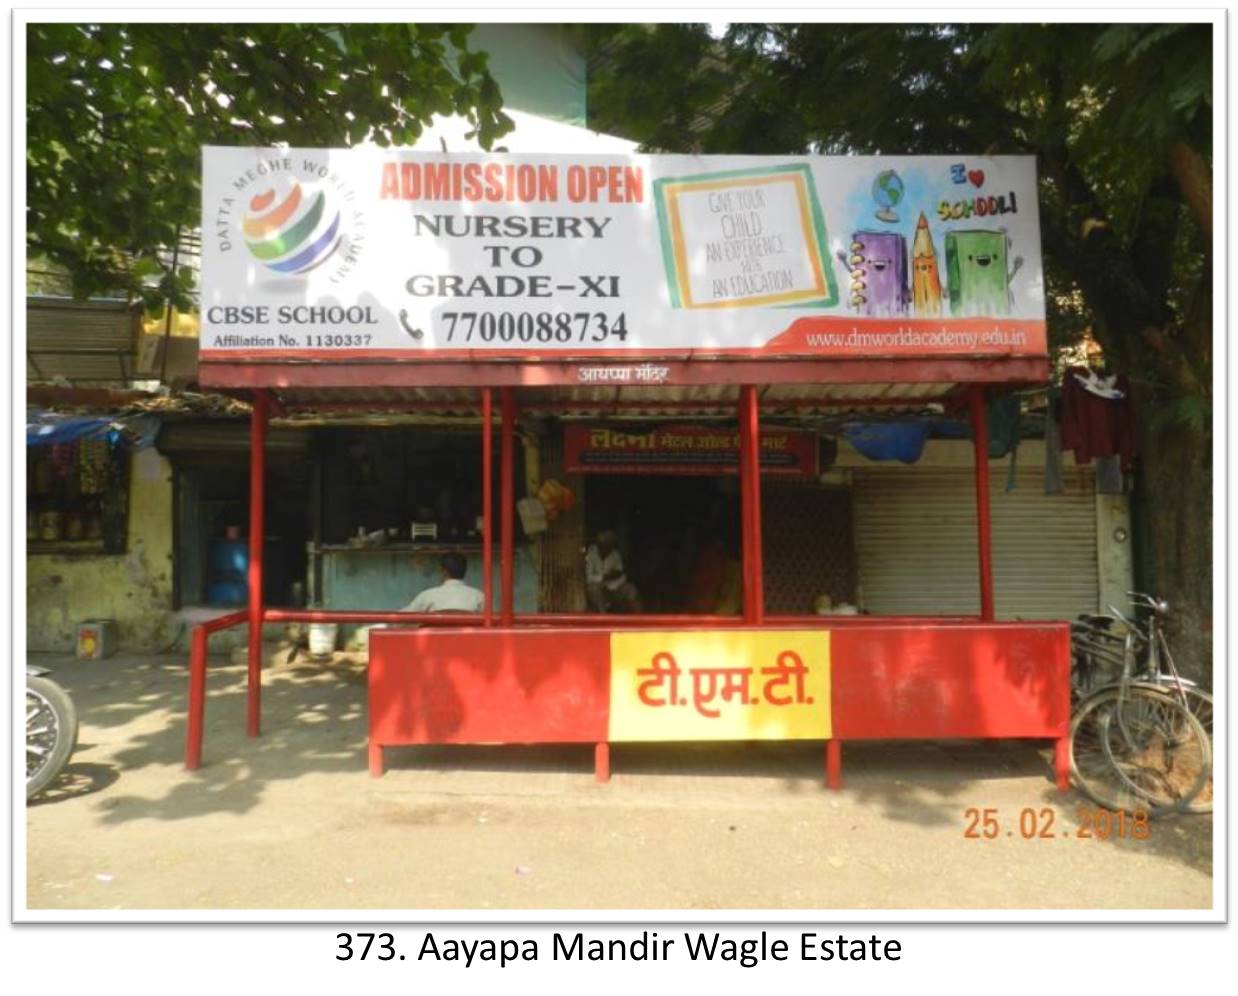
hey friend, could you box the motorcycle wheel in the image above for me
[27,675,79,799]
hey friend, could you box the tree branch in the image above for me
[1178,267,1212,383]
[1138,323,1206,399]
[1129,171,1181,324]
[1169,141,1212,245]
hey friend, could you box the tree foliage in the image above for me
[588,22,1214,674]
[27,23,512,310]
[588,22,1211,410]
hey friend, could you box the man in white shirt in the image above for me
[405,553,485,613]
[584,530,641,613]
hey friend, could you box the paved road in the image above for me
[25,654,1212,911]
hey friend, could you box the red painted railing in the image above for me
[187,373,1008,775]
[261,610,983,629]
[262,609,485,625]
[184,610,249,770]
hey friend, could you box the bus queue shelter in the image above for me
[184,148,1070,790]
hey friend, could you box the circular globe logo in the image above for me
[871,169,904,223]
[243,180,343,274]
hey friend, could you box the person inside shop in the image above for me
[405,552,485,613]
[585,529,641,613]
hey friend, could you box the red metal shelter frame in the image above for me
[184,355,1070,791]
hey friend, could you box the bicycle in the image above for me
[1068,593,1212,816]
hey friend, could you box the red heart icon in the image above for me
[968,169,985,188]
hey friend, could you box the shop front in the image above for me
[26,406,176,653]
[186,147,1071,790]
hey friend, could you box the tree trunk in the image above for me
[1132,387,1213,686]
[1169,141,1212,245]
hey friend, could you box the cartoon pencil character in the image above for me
[910,212,943,317]
[944,229,1024,316]
[836,231,909,316]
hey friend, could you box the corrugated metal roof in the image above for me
[272,380,955,419]
[26,298,141,384]
[277,385,480,411]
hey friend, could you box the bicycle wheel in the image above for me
[1125,679,1212,814]
[1177,685,1213,814]
[1182,686,1213,733]
[1069,686,1209,816]
[1102,687,1211,814]
[1071,689,1154,813]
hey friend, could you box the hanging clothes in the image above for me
[986,394,1021,459]
[985,393,1021,493]
[1044,389,1064,495]
[817,435,839,470]
[1059,366,1138,470]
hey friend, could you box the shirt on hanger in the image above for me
[1060,366,1138,470]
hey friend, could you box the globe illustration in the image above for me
[872,170,904,223]
[243,180,343,275]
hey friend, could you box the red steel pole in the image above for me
[749,388,764,623]
[826,739,842,789]
[482,387,494,626]
[970,386,996,621]
[185,624,208,769]
[740,385,754,622]
[738,395,751,618]
[246,389,269,737]
[500,387,516,624]
[1053,736,1070,792]
[739,385,765,624]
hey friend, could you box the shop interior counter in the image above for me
[308,541,540,616]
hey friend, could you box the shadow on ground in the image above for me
[28,762,120,806]
[30,652,1212,877]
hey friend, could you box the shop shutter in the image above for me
[156,422,309,454]
[27,297,140,383]
[853,463,1098,620]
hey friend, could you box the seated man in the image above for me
[405,552,485,613]
[585,530,641,613]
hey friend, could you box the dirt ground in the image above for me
[25,653,1213,911]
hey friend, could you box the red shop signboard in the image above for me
[564,424,819,477]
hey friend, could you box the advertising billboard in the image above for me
[201,148,1045,362]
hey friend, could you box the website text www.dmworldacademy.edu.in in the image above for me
[803,326,1030,350]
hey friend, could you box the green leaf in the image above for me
[130,255,164,278]
[27,21,512,299]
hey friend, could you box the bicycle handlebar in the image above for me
[1125,591,1170,616]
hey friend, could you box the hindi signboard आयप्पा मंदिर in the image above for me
[200,148,1046,361]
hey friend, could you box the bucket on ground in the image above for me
[308,623,339,658]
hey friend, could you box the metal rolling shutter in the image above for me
[853,463,1098,620]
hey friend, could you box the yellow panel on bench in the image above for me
[608,630,831,741]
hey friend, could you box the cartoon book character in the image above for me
[910,212,943,317]
[836,231,909,316]
[944,229,1024,316]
